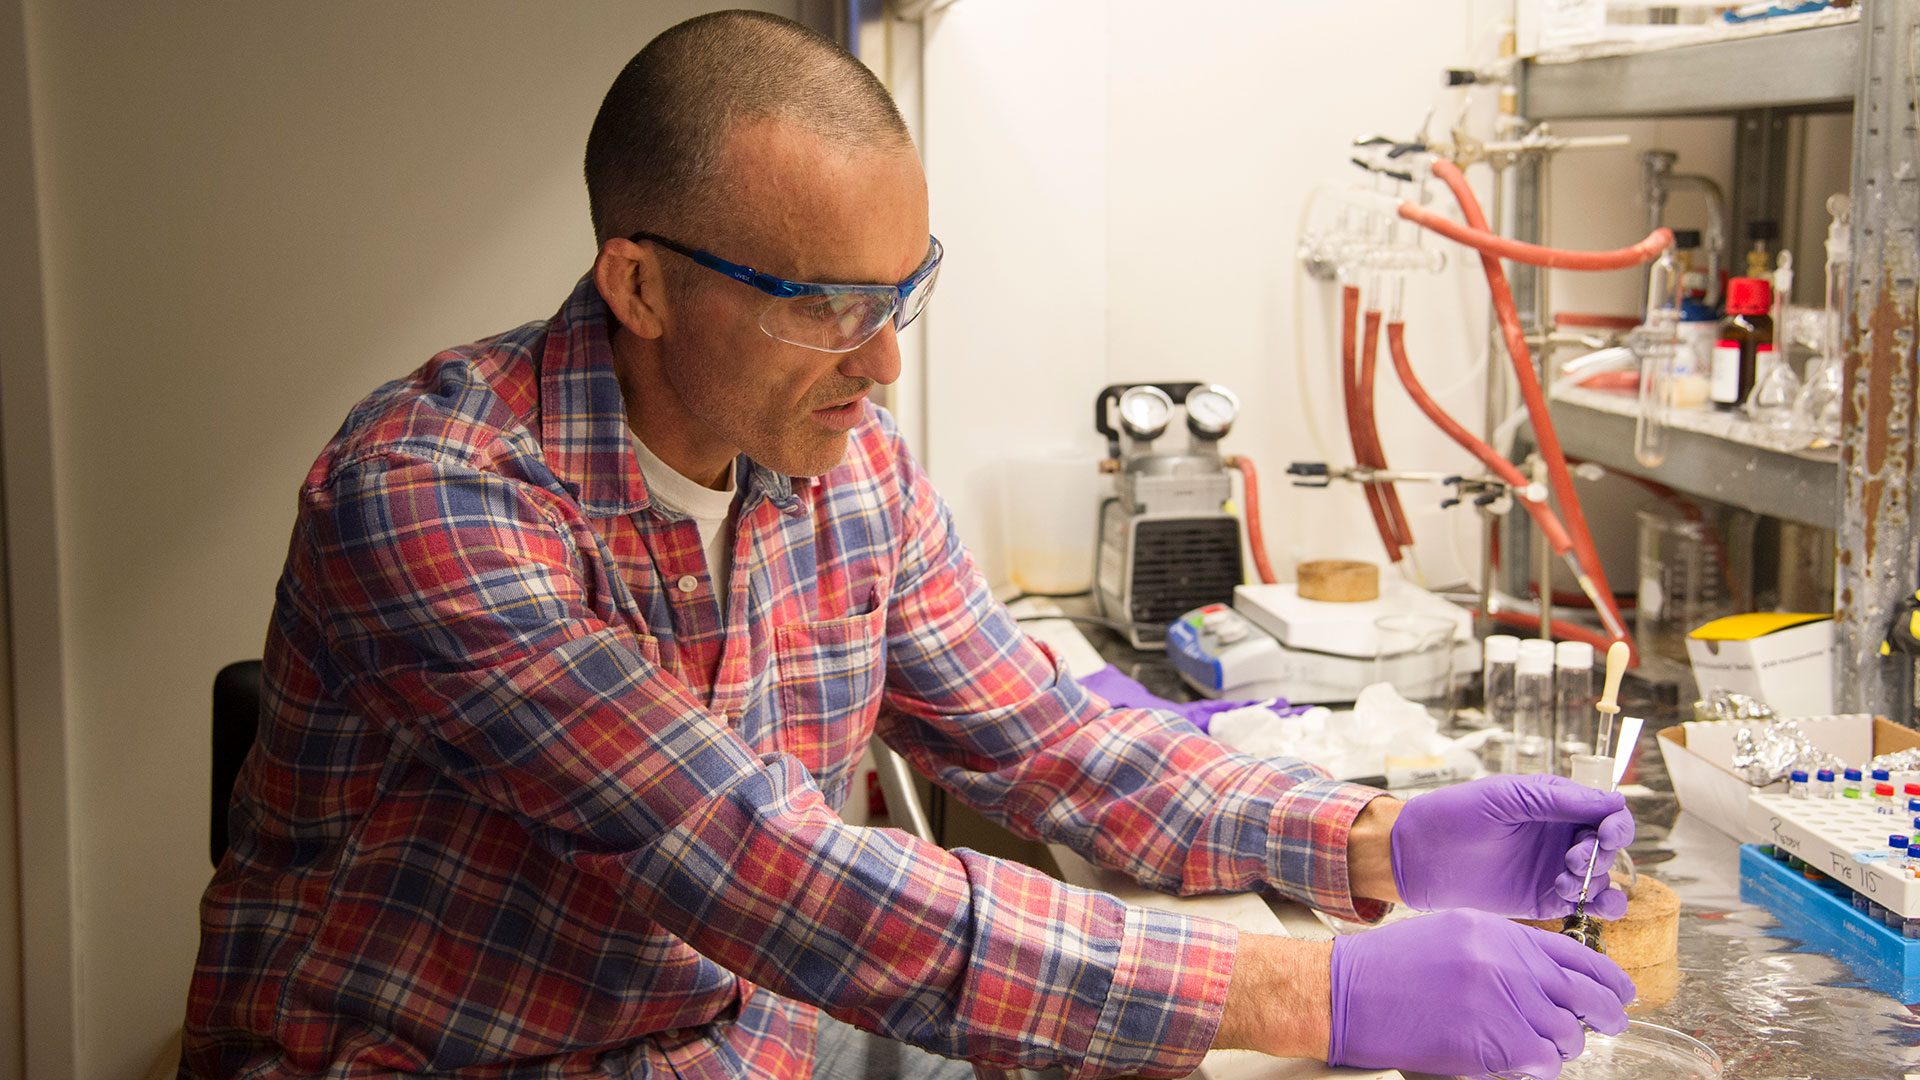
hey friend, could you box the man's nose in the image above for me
[839,323,901,386]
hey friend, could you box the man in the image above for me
[186,11,1635,1079]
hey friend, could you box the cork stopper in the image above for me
[1296,559,1380,602]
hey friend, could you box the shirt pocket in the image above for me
[773,599,886,804]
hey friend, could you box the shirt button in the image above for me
[677,575,699,594]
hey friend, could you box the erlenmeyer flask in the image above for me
[1747,356,1801,432]
[1793,352,1844,446]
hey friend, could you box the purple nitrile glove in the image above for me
[1390,774,1634,920]
[1075,663,1300,733]
[1329,909,1635,1079]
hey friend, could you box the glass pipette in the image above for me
[1562,641,1634,950]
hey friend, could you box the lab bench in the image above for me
[1069,626,1920,1079]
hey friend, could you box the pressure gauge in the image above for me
[1117,385,1174,441]
[1184,384,1240,441]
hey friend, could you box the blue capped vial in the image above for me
[1790,769,1810,798]
[1816,768,1836,798]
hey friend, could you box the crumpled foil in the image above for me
[1694,690,1775,723]
[1870,748,1920,772]
[1728,717,1847,785]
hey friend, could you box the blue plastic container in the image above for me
[1739,843,1920,1003]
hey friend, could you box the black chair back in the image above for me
[211,660,263,867]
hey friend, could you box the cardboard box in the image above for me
[1656,713,1920,842]
[1686,613,1835,718]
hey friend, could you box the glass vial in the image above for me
[1815,768,1835,798]
[1480,634,1520,772]
[1789,770,1810,798]
[1513,639,1556,774]
[1553,641,1596,775]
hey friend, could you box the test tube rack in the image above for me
[1738,844,1920,1004]
[1748,792,1920,917]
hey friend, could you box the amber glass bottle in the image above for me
[1710,277,1773,410]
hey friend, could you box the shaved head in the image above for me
[584,10,911,247]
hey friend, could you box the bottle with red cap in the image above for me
[1710,276,1774,410]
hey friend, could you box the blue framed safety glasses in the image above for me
[629,231,942,354]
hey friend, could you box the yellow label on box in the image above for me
[1690,612,1832,642]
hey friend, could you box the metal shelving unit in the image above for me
[1547,388,1839,529]
[1509,4,1920,722]
[1524,21,1859,119]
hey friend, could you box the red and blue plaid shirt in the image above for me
[185,273,1386,1079]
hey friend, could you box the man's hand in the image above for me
[1389,774,1634,919]
[1329,910,1634,1079]
[1212,934,1333,1060]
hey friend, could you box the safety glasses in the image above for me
[629,231,942,353]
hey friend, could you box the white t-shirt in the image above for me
[630,434,740,603]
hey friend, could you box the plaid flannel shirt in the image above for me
[184,273,1386,1079]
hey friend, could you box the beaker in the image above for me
[1371,614,1457,724]
[1635,507,1736,672]
[1000,454,1104,595]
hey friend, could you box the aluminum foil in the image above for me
[1870,748,1920,773]
[1727,719,1846,786]
[1693,691,1776,724]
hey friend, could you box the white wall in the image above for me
[917,0,1115,582]
[11,3,795,1077]
[921,0,1516,592]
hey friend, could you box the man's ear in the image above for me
[593,237,670,340]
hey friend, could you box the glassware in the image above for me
[1794,194,1850,446]
[1493,1019,1723,1080]
[1372,614,1458,725]
[1633,251,1682,467]
[1635,507,1735,674]
[1746,354,1801,431]
[1513,639,1556,774]
[1554,641,1596,775]
[1710,277,1773,410]
[1793,353,1844,446]
[1479,634,1519,770]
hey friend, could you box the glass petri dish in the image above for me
[1486,1020,1723,1080]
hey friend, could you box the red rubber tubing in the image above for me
[1384,321,1575,555]
[1426,157,1631,645]
[1340,285,1400,561]
[1358,309,1416,552]
[1482,608,1632,665]
[1229,456,1280,585]
[1398,200,1675,271]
